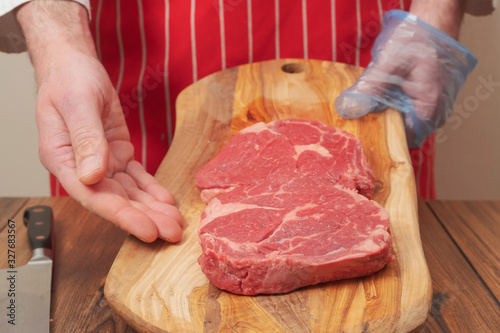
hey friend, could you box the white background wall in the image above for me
[0,52,49,196]
[0,10,499,199]
[435,9,500,200]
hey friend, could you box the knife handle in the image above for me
[23,205,52,251]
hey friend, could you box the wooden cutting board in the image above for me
[104,59,432,332]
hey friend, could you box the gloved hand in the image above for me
[335,10,477,147]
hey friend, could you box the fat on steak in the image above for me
[195,119,393,295]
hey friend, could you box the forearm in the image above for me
[409,0,467,39]
[16,0,96,82]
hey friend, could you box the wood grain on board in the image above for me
[103,59,432,332]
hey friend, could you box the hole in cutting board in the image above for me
[281,63,306,74]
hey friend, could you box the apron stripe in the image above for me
[141,0,168,173]
[94,0,103,61]
[355,0,361,66]
[302,0,308,59]
[415,148,423,198]
[167,1,194,147]
[99,0,121,88]
[190,0,198,82]
[275,0,280,59]
[136,0,148,168]
[115,0,125,94]
[224,0,251,68]
[219,0,227,70]
[358,0,382,67]
[164,0,173,145]
[120,0,144,168]
[306,0,333,61]
[250,0,277,61]
[331,0,336,61]
[248,0,253,63]
[376,0,384,22]
[334,1,357,65]
[278,0,304,59]
[194,1,222,80]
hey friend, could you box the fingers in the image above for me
[131,201,183,242]
[54,161,183,243]
[98,198,160,243]
[56,170,160,242]
[113,172,183,242]
[402,101,436,148]
[125,160,176,205]
[59,91,109,185]
[335,89,381,119]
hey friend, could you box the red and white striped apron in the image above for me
[51,0,435,199]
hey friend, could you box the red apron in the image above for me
[51,0,435,199]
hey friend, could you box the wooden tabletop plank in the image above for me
[3,197,500,332]
[0,197,28,230]
[418,200,500,332]
[45,197,137,333]
[0,197,136,333]
[0,197,35,269]
[427,201,500,301]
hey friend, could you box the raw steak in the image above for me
[195,119,393,295]
[195,119,375,201]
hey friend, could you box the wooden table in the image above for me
[0,197,498,332]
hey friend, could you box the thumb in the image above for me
[335,55,416,120]
[73,129,108,185]
[335,87,382,119]
[335,62,397,119]
[66,103,109,185]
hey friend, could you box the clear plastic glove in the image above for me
[335,10,477,147]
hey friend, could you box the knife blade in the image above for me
[1,205,53,333]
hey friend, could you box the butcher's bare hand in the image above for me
[17,1,183,242]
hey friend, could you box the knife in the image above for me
[1,205,53,333]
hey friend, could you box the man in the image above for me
[0,0,482,242]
